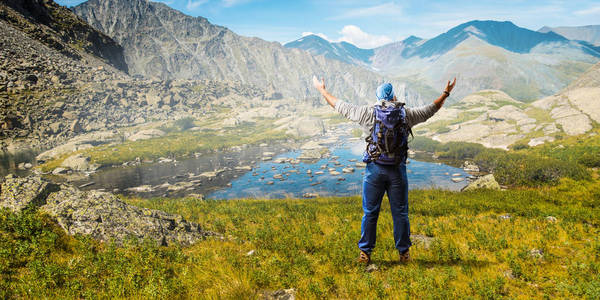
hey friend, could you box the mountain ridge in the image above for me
[72,0,427,105]
[287,20,600,101]
[0,0,128,72]
[539,25,600,46]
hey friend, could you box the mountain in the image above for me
[370,20,600,101]
[284,34,374,67]
[539,25,600,46]
[370,36,424,69]
[284,21,600,102]
[0,0,275,151]
[72,0,426,105]
[413,62,600,149]
[0,0,127,72]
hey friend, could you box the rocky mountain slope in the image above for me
[539,25,600,46]
[71,0,427,105]
[0,0,297,152]
[413,62,600,149]
[288,20,600,101]
[0,12,268,152]
[0,0,127,72]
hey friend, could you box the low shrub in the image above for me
[474,150,589,186]
[174,117,196,131]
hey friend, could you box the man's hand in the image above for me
[312,75,338,108]
[434,77,457,109]
[313,75,325,91]
[445,77,456,94]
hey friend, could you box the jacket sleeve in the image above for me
[334,100,374,127]
[405,103,440,127]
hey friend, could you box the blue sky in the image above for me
[57,0,600,48]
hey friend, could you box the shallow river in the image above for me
[1,133,471,199]
[207,142,469,199]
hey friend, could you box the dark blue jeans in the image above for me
[358,162,411,254]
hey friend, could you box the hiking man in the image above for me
[313,76,456,263]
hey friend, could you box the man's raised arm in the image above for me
[313,76,338,108]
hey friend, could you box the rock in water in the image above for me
[461,174,501,191]
[0,176,214,246]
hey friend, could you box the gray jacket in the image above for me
[335,101,440,137]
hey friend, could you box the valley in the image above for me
[0,0,599,298]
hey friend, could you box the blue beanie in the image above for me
[376,83,395,101]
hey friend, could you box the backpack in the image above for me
[363,101,412,165]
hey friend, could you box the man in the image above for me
[313,76,456,263]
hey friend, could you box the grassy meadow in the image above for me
[6,122,600,299]
[1,175,599,299]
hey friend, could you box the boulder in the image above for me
[462,161,480,172]
[0,176,214,246]
[60,153,99,172]
[0,176,59,212]
[264,289,296,300]
[461,174,501,191]
[411,234,435,249]
[127,129,166,141]
[298,149,327,160]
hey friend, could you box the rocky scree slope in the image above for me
[0,0,272,152]
[72,0,428,106]
[0,0,127,72]
[0,175,214,245]
[414,62,600,149]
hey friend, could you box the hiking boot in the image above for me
[358,250,371,264]
[399,250,410,263]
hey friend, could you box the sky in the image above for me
[56,0,600,48]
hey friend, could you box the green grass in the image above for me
[38,119,292,171]
[409,133,598,187]
[2,177,599,299]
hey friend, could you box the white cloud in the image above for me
[302,32,330,40]
[222,0,251,7]
[574,6,600,15]
[338,25,392,48]
[331,2,402,20]
[186,0,207,11]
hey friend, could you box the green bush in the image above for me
[409,136,443,153]
[577,152,600,168]
[437,142,486,161]
[510,141,530,150]
[174,117,196,131]
[474,150,589,186]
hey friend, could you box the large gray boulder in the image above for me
[0,176,60,212]
[461,174,501,191]
[60,153,100,172]
[0,176,214,246]
[127,128,166,141]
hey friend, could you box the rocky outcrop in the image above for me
[0,175,214,246]
[461,174,501,191]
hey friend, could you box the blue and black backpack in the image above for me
[363,101,412,165]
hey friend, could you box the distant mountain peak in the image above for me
[284,35,374,66]
[538,25,600,46]
[402,35,422,44]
